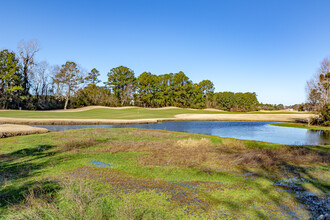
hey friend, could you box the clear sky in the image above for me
[1,0,330,105]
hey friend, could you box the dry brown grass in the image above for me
[176,138,211,148]
[219,147,329,169]
[51,129,113,153]
[61,137,100,152]
[0,124,48,138]
[27,128,327,172]
[137,138,216,168]
[79,140,176,155]
[220,138,247,150]
[70,130,329,171]
[123,129,190,139]
[102,136,328,171]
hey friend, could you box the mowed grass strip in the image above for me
[0,128,328,219]
[0,107,311,120]
[272,122,330,130]
[0,108,221,119]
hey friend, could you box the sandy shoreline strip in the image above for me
[174,113,314,122]
[0,124,49,138]
[0,113,315,125]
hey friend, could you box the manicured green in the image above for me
[0,128,328,219]
[271,122,330,130]
[0,107,311,120]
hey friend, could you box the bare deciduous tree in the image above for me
[306,57,330,111]
[31,61,50,97]
[50,65,61,98]
[17,39,40,95]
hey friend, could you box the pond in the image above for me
[33,121,330,145]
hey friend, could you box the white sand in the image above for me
[174,113,314,122]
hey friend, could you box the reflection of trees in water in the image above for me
[308,130,330,142]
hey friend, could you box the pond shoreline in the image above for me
[0,113,314,125]
[271,122,330,130]
[31,121,330,145]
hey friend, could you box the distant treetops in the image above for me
[78,65,259,111]
[1,39,262,111]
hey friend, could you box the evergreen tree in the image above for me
[54,61,83,109]
[0,49,22,109]
[107,66,136,106]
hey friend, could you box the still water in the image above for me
[33,121,330,145]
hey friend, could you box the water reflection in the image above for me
[33,121,330,145]
[307,130,330,144]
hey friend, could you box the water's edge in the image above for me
[32,121,330,145]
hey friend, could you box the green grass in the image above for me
[271,122,330,130]
[0,128,328,219]
[0,107,311,120]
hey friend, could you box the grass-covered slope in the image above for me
[0,107,310,120]
[0,108,220,119]
[0,128,328,219]
[272,122,330,130]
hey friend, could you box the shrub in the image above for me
[311,103,330,126]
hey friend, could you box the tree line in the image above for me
[1,40,263,111]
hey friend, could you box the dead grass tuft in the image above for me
[138,138,215,168]
[177,138,211,148]
[60,137,100,152]
[220,139,247,150]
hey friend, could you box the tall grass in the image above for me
[6,178,186,220]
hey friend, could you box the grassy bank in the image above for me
[0,107,311,120]
[272,122,330,131]
[0,128,328,219]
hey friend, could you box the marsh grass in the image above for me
[221,147,329,170]
[138,138,214,168]
[6,178,187,220]
[0,128,328,219]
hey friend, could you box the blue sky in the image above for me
[1,0,330,105]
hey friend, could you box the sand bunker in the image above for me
[174,113,314,122]
[0,118,162,125]
[46,106,185,112]
[0,124,48,138]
